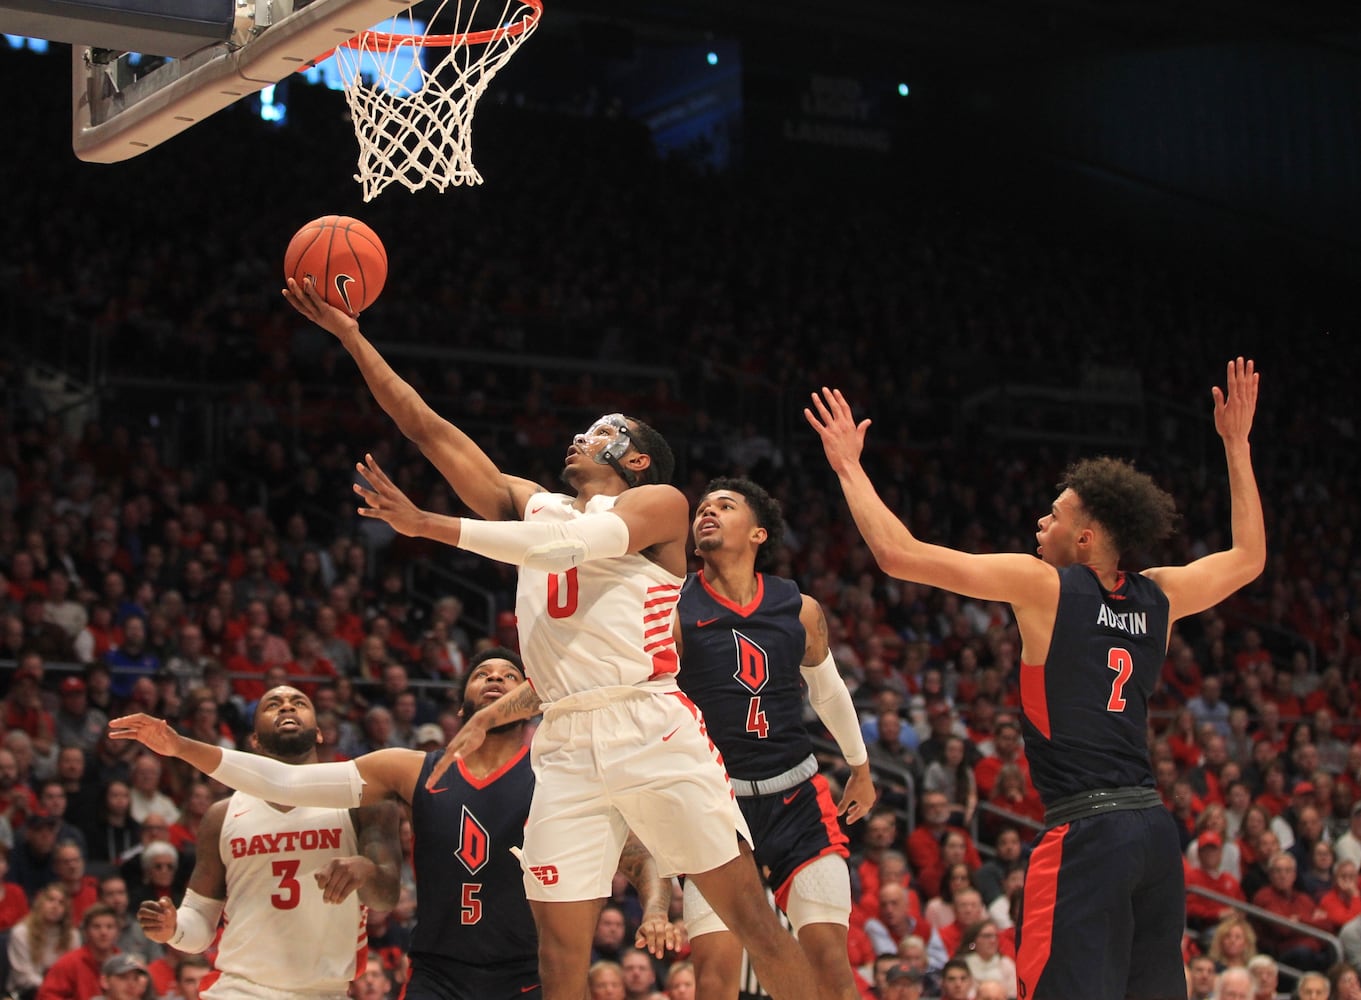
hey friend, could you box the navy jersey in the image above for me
[411,746,537,967]
[677,572,811,780]
[1020,565,1171,805]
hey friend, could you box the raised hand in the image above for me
[1212,357,1258,444]
[804,387,872,475]
[108,713,181,756]
[354,454,427,537]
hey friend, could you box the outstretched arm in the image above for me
[1144,357,1266,622]
[805,388,1055,609]
[425,681,542,790]
[107,715,419,808]
[618,832,678,958]
[798,596,875,824]
[356,456,689,573]
[284,277,539,521]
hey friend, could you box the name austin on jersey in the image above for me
[1096,604,1148,636]
[229,828,343,858]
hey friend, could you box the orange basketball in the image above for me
[284,215,387,315]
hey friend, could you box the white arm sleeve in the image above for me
[170,890,225,954]
[801,653,868,767]
[457,511,631,571]
[209,749,364,808]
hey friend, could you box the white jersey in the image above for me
[516,491,683,704]
[213,792,367,994]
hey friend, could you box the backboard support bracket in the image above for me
[72,0,420,163]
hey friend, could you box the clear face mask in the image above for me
[575,414,633,466]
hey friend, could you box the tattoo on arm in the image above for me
[481,682,542,727]
[355,802,402,909]
[618,833,669,916]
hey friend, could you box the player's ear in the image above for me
[247,733,260,752]
[751,525,768,546]
[627,452,651,475]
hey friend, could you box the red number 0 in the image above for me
[1107,647,1133,712]
[547,569,579,619]
[461,883,482,924]
[271,859,301,910]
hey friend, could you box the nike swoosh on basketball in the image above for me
[696,617,722,628]
[782,790,801,805]
[334,274,355,313]
[661,726,682,742]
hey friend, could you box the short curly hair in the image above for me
[1058,457,1178,558]
[703,477,785,570]
[624,417,675,486]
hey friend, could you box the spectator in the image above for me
[3,656,58,760]
[1295,972,1330,1000]
[939,958,974,1000]
[51,842,99,923]
[1319,859,1361,930]
[849,811,903,920]
[36,782,87,857]
[1332,803,1361,869]
[80,783,140,869]
[879,962,924,1000]
[1300,840,1338,900]
[619,948,657,1000]
[906,792,981,884]
[956,919,1015,999]
[55,680,108,756]
[1185,831,1245,933]
[11,815,63,897]
[1187,955,1217,1000]
[1328,962,1361,1000]
[0,843,29,931]
[91,953,155,1000]
[94,875,159,964]
[1246,953,1284,1000]
[1207,914,1257,970]
[926,889,985,972]
[923,736,977,827]
[591,904,629,964]
[54,750,100,837]
[972,722,1029,802]
[974,827,1024,906]
[165,956,209,1000]
[124,759,175,828]
[35,903,121,1000]
[1188,804,1242,881]
[1217,965,1255,1000]
[589,960,625,1000]
[923,864,975,932]
[165,784,212,856]
[864,882,922,958]
[8,884,78,1000]
[105,618,159,701]
[1250,853,1333,971]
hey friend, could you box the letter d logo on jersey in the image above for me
[457,806,490,875]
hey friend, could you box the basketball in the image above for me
[284,215,388,315]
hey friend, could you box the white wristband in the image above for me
[171,889,225,953]
[458,511,631,571]
[209,749,364,808]
[801,652,868,767]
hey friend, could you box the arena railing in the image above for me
[810,734,916,835]
[1184,883,1339,971]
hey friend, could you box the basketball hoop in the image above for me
[334,0,543,200]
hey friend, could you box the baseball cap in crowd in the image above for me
[415,724,444,748]
[1294,781,1316,796]
[885,963,924,985]
[1198,831,1222,850]
[928,703,951,718]
[102,954,149,978]
[60,676,86,695]
[26,813,60,829]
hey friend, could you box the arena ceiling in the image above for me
[551,0,1361,67]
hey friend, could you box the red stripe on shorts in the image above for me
[1017,823,1067,999]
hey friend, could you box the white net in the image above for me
[335,0,543,200]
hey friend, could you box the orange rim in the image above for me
[345,0,542,50]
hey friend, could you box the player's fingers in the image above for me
[808,390,833,423]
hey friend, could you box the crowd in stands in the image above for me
[4,34,1361,1000]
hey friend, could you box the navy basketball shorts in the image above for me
[1016,805,1185,1000]
[401,953,540,1000]
[742,772,849,908]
